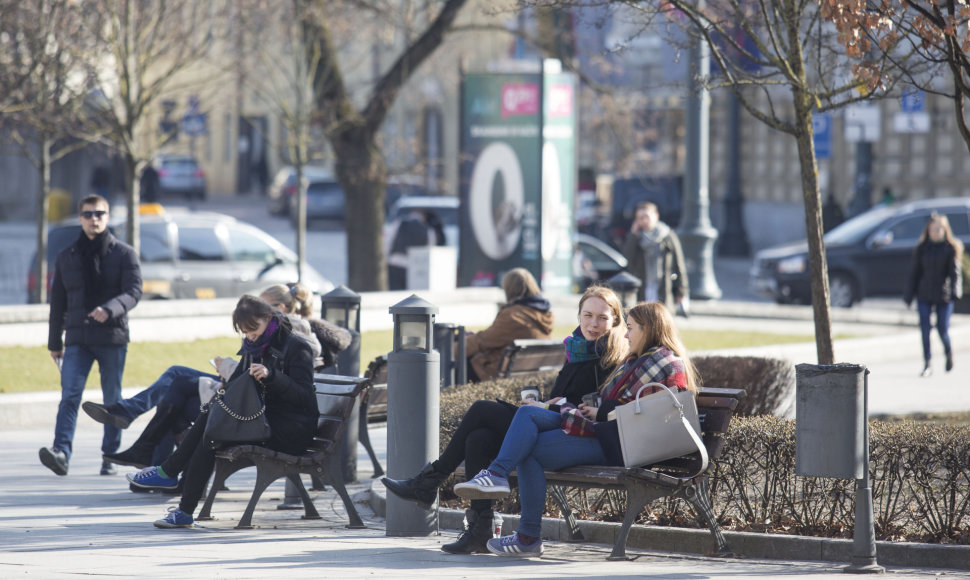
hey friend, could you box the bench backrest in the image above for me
[363,355,388,421]
[656,386,746,472]
[497,338,566,378]
[311,374,371,453]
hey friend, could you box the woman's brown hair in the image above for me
[919,213,965,260]
[625,301,698,391]
[260,283,313,318]
[577,285,628,369]
[232,294,275,334]
[502,267,542,303]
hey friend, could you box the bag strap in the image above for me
[633,382,709,479]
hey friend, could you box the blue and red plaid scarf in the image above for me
[559,346,687,437]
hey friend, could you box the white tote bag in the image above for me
[612,382,708,474]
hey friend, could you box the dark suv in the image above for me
[750,198,970,307]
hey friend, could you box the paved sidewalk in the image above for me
[1,425,964,579]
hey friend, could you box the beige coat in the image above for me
[465,302,555,381]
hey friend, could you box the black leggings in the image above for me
[433,399,516,512]
[159,409,213,516]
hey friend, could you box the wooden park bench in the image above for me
[196,374,372,529]
[458,386,746,560]
[496,338,566,379]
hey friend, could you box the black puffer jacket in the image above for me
[548,358,616,407]
[230,316,318,456]
[905,241,963,304]
[48,232,141,351]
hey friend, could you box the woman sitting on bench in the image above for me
[381,285,627,554]
[127,294,318,529]
[453,301,698,558]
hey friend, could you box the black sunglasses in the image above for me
[80,210,107,219]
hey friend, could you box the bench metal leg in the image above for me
[236,463,286,529]
[319,453,365,529]
[685,478,733,556]
[358,402,384,477]
[198,459,250,521]
[286,473,321,521]
[609,485,654,561]
[549,485,584,541]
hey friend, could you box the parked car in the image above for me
[266,165,334,217]
[152,154,206,200]
[383,195,460,249]
[750,197,970,307]
[573,232,629,290]
[29,206,333,300]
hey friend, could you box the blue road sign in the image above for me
[901,89,924,113]
[813,112,831,160]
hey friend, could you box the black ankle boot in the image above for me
[106,404,181,468]
[103,440,155,468]
[946,352,954,372]
[442,508,493,554]
[381,462,448,510]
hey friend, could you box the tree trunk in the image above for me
[334,131,387,291]
[124,151,140,257]
[793,94,835,364]
[32,136,52,304]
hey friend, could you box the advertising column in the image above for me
[541,68,577,293]
[459,73,543,287]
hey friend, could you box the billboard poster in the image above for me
[541,72,577,293]
[459,73,543,287]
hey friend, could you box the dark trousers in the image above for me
[160,409,213,516]
[918,300,954,362]
[433,399,516,512]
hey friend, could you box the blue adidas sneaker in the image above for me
[154,507,194,529]
[487,532,543,557]
[453,469,511,500]
[127,466,179,490]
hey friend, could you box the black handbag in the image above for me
[203,372,272,446]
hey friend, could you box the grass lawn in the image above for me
[0,325,816,394]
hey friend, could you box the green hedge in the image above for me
[436,359,970,544]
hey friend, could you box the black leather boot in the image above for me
[104,404,180,468]
[442,508,493,554]
[946,351,954,372]
[381,462,448,510]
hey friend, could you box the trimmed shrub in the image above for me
[693,355,795,416]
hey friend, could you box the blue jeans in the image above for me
[54,344,127,460]
[114,365,206,422]
[488,406,606,538]
[918,301,954,361]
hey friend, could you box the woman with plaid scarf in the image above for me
[454,302,698,557]
[381,285,627,554]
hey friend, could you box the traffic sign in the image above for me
[844,104,880,143]
[182,113,206,137]
[813,113,831,160]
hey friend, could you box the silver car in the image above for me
[153,154,207,200]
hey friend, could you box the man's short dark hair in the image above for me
[635,201,658,214]
[78,194,109,213]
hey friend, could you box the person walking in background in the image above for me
[41,194,142,476]
[381,285,627,554]
[464,268,555,382]
[386,209,435,290]
[139,162,160,203]
[621,202,688,313]
[905,213,963,377]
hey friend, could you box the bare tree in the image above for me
[76,0,219,256]
[821,0,970,155]
[0,0,95,303]
[535,0,916,363]
[303,0,470,291]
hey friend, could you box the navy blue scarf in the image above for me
[239,316,280,358]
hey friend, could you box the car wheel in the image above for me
[829,273,857,308]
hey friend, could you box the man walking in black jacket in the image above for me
[40,194,142,476]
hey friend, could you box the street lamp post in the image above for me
[386,295,440,537]
[321,285,362,483]
[679,28,723,300]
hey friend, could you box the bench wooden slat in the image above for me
[694,395,740,411]
[698,408,736,435]
[498,338,566,378]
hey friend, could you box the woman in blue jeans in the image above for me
[905,213,963,377]
[454,301,698,557]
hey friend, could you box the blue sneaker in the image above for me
[487,532,543,557]
[154,507,193,529]
[453,469,510,500]
[127,466,178,490]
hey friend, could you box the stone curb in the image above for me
[368,479,970,572]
